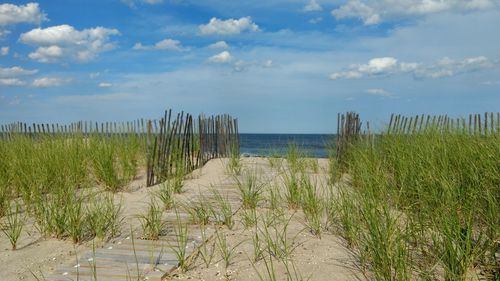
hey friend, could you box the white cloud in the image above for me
[0,66,38,77]
[199,17,260,35]
[304,0,323,12]
[332,1,380,25]
[309,17,323,24]
[32,77,71,87]
[331,0,498,25]
[208,41,229,49]
[263,60,273,68]
[414,56,495,78]
[0,29,10,38]
[0,78,26,86]
[1,47,8,55]
[208,51,234,64]
[358,57,398,74]
[330,56,495,80]
[28,45,64,63]
[98,82,112,88]
[0,3,47,26]
[20,24,120,63]
[329,71,363,80]
[331,57,398,79]
[89,72,100,79]
[207,52,273,72]
[366,88,393,97]
[122,0,163,7]
[133,38,185,51]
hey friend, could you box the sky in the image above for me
[0,0,499,133]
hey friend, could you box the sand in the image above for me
[0,157,362,281]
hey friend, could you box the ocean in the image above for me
[239,134,335,158]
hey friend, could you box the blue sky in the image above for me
[0,0,499,133]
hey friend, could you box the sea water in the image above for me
[239,134,335,158]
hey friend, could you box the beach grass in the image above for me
[331,128,499,280]
[0,131,141,244]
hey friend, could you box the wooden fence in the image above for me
[334,111,499,166]
[0,120,149,140]
[336,111,362,165]
[146,110,239,187]
[387,112,500,135]
[0,109,240,188]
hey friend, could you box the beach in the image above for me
[1,157,362,281]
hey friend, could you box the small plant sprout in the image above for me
[251,252,277,281]
[1,202,25,250]
[266,184,282,212]
[155,182,174,210]
[268,150,283,171]
[282,170,301,210]
[67,194,85,243]
[235,168,265,210]
[170,208,189,272]
[300,174,324,237]
[259,212,300,262]
[184,199,211,225]
[215,228,243,270]
[86,194,123,241]
[198,224,216,268]
[241,207,258,228]
[211,189,234,229]
[138,198,165,240]
[227,143,241,176]
[252,228,264,262]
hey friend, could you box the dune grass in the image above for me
[331,128,499,280]
[0,131,143,244]
[138,198,166,240]
[1,202,25,250]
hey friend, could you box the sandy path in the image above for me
[0,157,363,281]
[169,158,363,281]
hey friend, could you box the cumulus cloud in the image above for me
[330,57,398,79]
[304,0,323,12]
[330,56,495,80]
[0,2,47,38]
[208,51,234,64]
[0,66,38,77]
[1,47,8,55]
[32,77,71,87]
[331,0,498,25]
[0,3,47,26]
[0,78,26,86]
[98,82,112,88]
[20,24,120,63]
[133,38,185,51]
[208,41,229,49]
[199,17,260,35]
